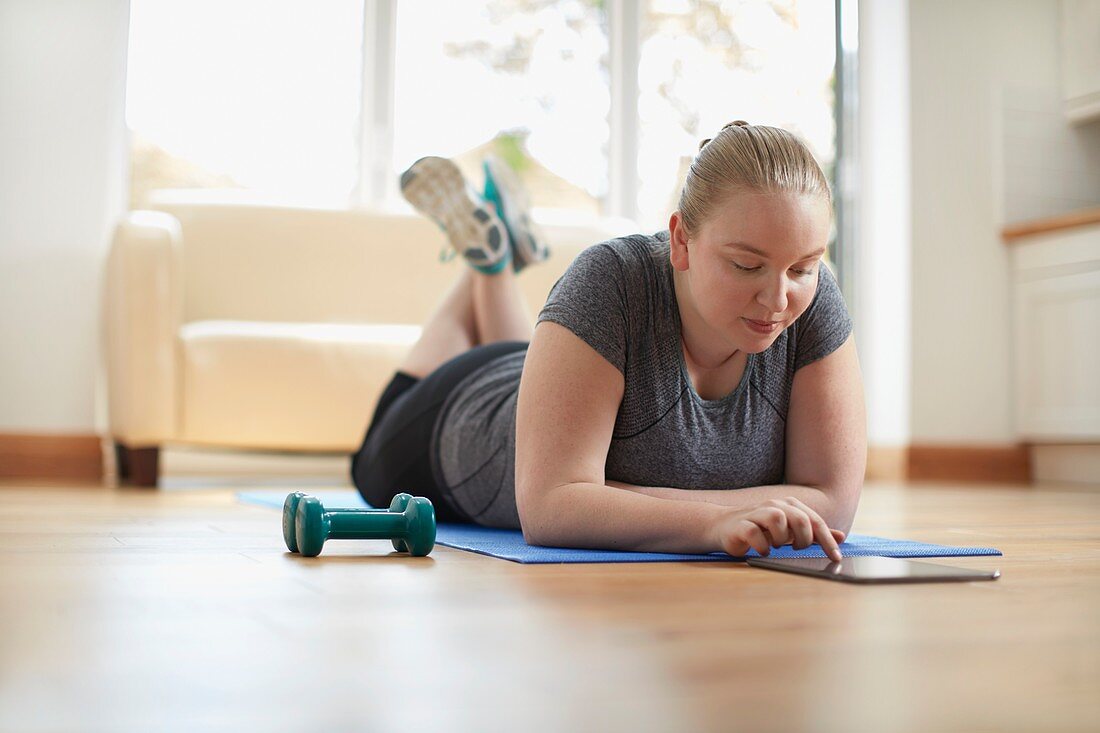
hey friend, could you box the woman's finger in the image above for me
[752,506,790,547]
[783,498,844,562]
[740,522,772,556]
[783,506,814,550]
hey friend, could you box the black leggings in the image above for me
[350,340,529,524]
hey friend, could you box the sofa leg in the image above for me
[115,443,160,487]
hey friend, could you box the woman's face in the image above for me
[672,190,832,355]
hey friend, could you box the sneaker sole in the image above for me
[401,157,510,274]
[483,155,549,272]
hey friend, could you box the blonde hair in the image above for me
[678,120,833,235]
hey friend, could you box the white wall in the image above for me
[0,0,130,433]
[998,84,1100,225]
[856,0,912,450]
[907,0,1091,443]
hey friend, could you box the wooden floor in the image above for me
[0,479,1097,733]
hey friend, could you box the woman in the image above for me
[352,121,864,562]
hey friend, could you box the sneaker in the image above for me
[482,154,550,273]
[400,156,512,275]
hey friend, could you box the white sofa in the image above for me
[105,198,633,486]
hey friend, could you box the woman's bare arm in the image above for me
[605,481,845,529]
[780,333,866,533]
[515,321,728,553]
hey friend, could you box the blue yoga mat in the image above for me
[236,488,1003,561]
[239,489,1003,564]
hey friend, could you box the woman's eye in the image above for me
[732,261,817,276]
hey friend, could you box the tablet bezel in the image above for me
[745,555,1001,583]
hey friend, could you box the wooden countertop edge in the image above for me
[1002,207,1100,242]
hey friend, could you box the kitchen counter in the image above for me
[1002,205,1100,242]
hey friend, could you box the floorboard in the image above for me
[0,479,1097,732]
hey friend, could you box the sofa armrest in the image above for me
[105,211,183,445]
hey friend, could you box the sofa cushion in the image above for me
[179,321,421,451]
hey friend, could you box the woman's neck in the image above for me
[672,269,739,371]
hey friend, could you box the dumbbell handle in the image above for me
[325,510,413,540]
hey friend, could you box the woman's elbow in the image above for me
[516,479,573,546]
[831,482,863,535]
[515,480,549,546]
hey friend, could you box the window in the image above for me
[126,0,364,208]
[392,0,609,216]
[126,0,841,237]
[636,0,838,232]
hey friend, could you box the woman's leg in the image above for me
[395,155,539,379]
[472,264,532,345]
[396,268,477,380]
[354,155,541,517]
[397,266,533,379]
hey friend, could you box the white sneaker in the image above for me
[400,156,512,274]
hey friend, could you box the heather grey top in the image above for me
[432,230,853,529]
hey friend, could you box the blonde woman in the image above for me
[352,121,864,561]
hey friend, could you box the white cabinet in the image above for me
[1061,0,1100,123]
[1011,223,1100,440]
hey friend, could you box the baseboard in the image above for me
[865,445,908,481]
[0,433,1045,486]
[1030,444,1100,486]
[907,443,1032,483]
[0,433,104,482]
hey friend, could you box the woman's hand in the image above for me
[708,497,846,562]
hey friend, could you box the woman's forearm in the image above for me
[519,481,730,554]
[606,480,856,535]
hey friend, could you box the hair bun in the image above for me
[698,120,750,150]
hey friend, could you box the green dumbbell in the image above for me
[293,493,436,558]
[282,492,417,553]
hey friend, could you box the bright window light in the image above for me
[124,0,838,233]
[391,0,610,216]
[125,0,364,208]
[637,0,837,231]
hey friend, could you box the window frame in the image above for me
[353,0,398,210]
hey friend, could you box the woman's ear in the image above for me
[669,211,690,272]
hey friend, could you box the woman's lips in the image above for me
[743,318,780,334]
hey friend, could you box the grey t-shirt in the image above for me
[432,230,853,529]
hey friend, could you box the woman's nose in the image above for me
[758,278,789,314]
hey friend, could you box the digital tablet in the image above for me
[746,555,1000,584]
